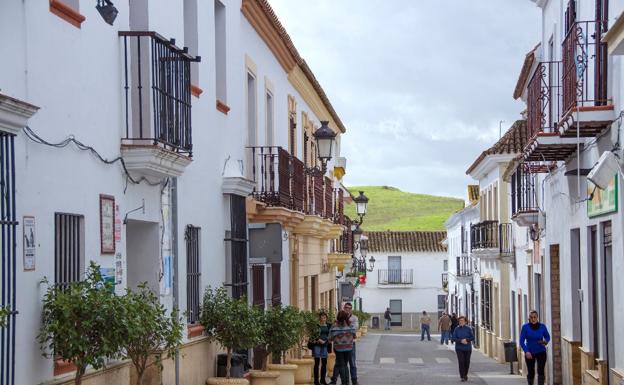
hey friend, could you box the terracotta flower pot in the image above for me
[248,370,280,385]
[206,378,249,385]
[267,364,298,385]
[286,358,314,385]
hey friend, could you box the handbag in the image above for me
[307,340,317,350]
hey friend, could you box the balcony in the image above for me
[454,255,474,284]
[441,272,448,291]
[470,221,514,261]
[524,61,578,162]
[510,165,539,226]
[559,20,614,137]
[378,269,413,286]
[119,31,200,179]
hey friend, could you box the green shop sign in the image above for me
[588,175,618,218]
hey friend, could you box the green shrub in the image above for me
[0,306,9,328]
[38,262,125,385]
[259,305,304,368]
[200,287,262,378]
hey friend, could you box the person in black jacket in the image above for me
[450,313,459,344]
[383,308,392,330]
[451,316,474,382]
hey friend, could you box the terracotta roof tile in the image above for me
[465,120,528,175]
[364,231,447,253]
[513,44,540,100]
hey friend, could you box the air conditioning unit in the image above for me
[587,151,619,190]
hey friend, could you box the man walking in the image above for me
[420,310,431,341]
[452,316,474,382]
[329,302,358,385]
[438,312,451,345]
[383,307,392,331]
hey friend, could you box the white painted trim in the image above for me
[0,93,39,135]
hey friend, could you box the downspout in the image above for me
[171,177,180,385]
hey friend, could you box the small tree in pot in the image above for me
[38,262,124,385]
[119,283,184,385]
[200,286,262,379]
[260,305,304,368]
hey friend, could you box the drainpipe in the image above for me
[171,177,180,385]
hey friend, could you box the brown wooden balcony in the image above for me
[524,60,578,162]
[248,146,294,209]
[119,31,200,179]
[559,20,614,137]
[510,164,539,226]
[470,221,514,260]
[378,269,413,285]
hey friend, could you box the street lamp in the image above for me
[96,0,118,25]
[353,191,369,225]
[305,121,337,176]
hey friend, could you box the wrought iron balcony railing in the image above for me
[511,165,539,217]
[441,272,448,290]
[378,269,413,285]
[562,20,609,114]
[470,221,514,256]
[456,255,474,277]
[248,146,294,208]
[119,31,200,155]
[527,61,562,140]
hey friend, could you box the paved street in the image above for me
[354,333,526,385]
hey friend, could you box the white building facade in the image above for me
[0,1,348,384]
[357,231,447,331]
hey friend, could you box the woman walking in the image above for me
[520,311,551,385]
[330,310,356,385]
[451,316,474,382]
[313,311,332,385]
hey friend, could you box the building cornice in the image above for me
[469,154,515,181]
[0,93,39,135]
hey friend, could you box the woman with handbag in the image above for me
[313,311,332,385]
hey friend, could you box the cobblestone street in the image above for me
[355,333,526,385]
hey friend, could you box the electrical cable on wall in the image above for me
[23,125,162,187]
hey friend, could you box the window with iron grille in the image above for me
[54,213,84,287]
[480,279,492,331]
[185,225,201,324]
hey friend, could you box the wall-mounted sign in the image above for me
[588,176,618,218]
[100,195,115,254]
[23,216,36,271]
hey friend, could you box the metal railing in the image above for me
[456,255,474,277]
[119,32,200,155]
[499,223,514,257]
[511,165,539,216]
[527,61,562,140]
[470,220,499,250]
[441,272,448,289]
[561,20,609,114]
[378,269,413,285]
[248,146,292,208]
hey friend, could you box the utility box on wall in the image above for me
[248,223,283,264]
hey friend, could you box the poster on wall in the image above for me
[100,267,116,293]
[115,252,123,285]
[23,216,36,271]
[587,176,618,218]
[100,195,115,254]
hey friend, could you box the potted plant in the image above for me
[38,262,124,385]
[287,310,316,385]
[119,283,184,385]
[201,287,262,385]
[358,311,371,335]
[258,305,303,385]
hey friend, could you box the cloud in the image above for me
[269,0,540,198]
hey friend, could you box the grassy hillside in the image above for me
[345,186,465,231]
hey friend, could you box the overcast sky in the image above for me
[269,0,541,200]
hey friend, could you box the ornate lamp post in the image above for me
[305,121,337,176]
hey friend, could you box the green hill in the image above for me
[344,186,465,231]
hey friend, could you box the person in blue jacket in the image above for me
[520,310,551,385]
[451,316,474,382]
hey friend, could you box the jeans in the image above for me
[421,324,431,340]
[384,319,391,330]
[331,343,357,383]
[440,330,450,344]
[335,351,353,385]
[525,351,547,385]
[455,349,472,379]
